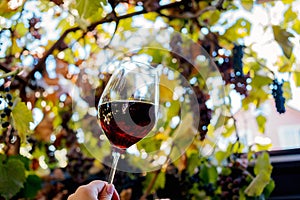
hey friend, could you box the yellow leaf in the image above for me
[245,171,271,196]
[155,132,168,140]
[11,98,33,142]
[0,0,24,18]
[293,71,300,87]
[272,25,294,58]
[241,1,253,11]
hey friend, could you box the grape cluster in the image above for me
[271,79,286,114]
[232,45,244,77]
[188,170,217,197]
[218,161,249,200]
[229,72,250,96]
[230,44,251,96]
[216,45,250,96]
[161,164,219,199]
[66,146,95,183]
[199,32,251,96]
[192,86,212,141]
[0,85,13,129]
[29,17,41,39]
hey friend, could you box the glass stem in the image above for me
[107,150,120,184]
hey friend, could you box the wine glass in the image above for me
[97,60,159,184]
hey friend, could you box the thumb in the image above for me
[98,184,114,200]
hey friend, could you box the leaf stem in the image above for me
[0,69,22,79]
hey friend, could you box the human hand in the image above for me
[68,180,120,200]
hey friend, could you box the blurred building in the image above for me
[234,100,300,199]
[234,100,300,150]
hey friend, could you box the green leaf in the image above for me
[245,171,271,197]
[215,151,228,165]
[61,48,75,64]
[241,1,253,11]
[57,18,74,33]
[272,25,294,58]
[14,23,27,38]
[0,158,26,199]
[11,98,34,142]
[232,142,244,153]
[239,188,247,200]
[144,172,165,193]
[75,0,105,20]
[199,164,218,184]
[283,6,297,25]
[118,17,133,31]
[283,81,292,101]
[166,101,180,121]
[255,143,272,151]
[222,124,235,137]
[223,18,251,42]
[256,115,266,133]
[221,167,231,176]
[137,135,163,153]
[168,19,185,31]
[154,173,166,189]
[200,10,220,25]
[275,55,293,73]
[187,153,201,175]
[10,155,30,170]
[143,13,158,21]
[189,185,206,199]
[293,71,300,87]
[263,179,275,198]
[18,175,42,199]
[292,19,300,34]
[251,75,273,88]
[11,38,22,55]
[254,152,272,176]
[246,153,273,196]
[139,47,165,64]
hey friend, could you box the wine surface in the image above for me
[98,100,156,149]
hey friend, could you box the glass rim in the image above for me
[119,60,158,74]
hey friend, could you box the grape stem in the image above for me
[107,150,121,184]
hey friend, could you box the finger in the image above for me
[68,180,107,200]
[88,180,107,197]
[112,188,120,200]
[98,184,116,200]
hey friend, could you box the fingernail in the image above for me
[106,184,114,194]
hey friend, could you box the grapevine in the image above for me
[0,85,13,129]
[271,79,286,114]
[0,75,20,156]
[218,160,249,200]
[232,44,244,77]
[66,146,95,183]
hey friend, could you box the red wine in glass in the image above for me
[98,100,156,149]
[97,60,159,184]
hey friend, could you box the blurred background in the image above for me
[0,0,299,199]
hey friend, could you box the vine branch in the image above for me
[158,0,225,19]
[24,0,225,85]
